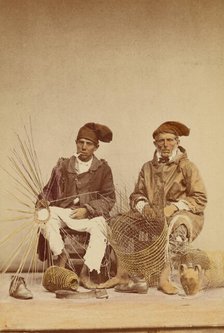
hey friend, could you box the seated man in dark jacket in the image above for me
[37,122,116,289]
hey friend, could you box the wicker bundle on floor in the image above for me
[108,210,168,286]
[178,248,224,292]
[42,266,79,292]
[180,248,211,269]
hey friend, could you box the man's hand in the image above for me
[142,204,157,219]
[164,204,178,218]
[70,208,88,219]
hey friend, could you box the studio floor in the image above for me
[0,273,224,333]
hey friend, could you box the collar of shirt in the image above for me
[156,147,180,162]
[74,155,93,174]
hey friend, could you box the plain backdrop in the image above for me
[0,0,224,270]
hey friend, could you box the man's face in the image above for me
[154,133,179,158]
[76,138,98,161]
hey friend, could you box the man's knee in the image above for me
[88,216,107,237]
[168,214,192,254]
[170,224,188,242]
[168,213,192,241]
[90,216,106,227]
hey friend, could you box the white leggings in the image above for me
[39,207,107,273]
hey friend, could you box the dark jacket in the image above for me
[39,155,116,219]
[37,155,115,261]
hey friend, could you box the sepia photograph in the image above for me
[0,1,224,332]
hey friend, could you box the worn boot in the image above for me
[115,275,148,294]
[9,275,33,300]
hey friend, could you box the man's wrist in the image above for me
[83,204,94,218]
[171,204,179,212]
[171,200,190,211]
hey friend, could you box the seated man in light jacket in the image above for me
[116,121,207,294]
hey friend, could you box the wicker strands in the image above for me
[180,248,211,270]
[108,210,168,286]
[205,251,224,288]
[180,250,224,289]
[42,266,79,292]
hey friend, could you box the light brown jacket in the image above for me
[130,147,207,240]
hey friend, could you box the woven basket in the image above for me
[42,266,79,292]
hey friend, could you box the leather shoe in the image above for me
[9,275,33,299]
[115,276,148,294]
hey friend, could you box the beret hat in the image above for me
[77,122,113,144]
[153,121,190,139]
